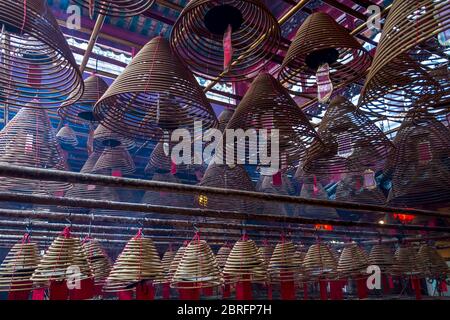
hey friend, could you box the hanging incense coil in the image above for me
[0,238,40,292]
[56,125,79,148]
[104,233,163,292]
[82,239,112,287]
[268,241,303,283]
[168,244,187,282]
[0,0,83,109]
[279,12,371,96]
[94,37,217,140]
[226,73,322,169]
[31,230,92,285]
[59,74,109,125]
[303,243,338,279]
[303,96,393,176]
[93,124,135,150]
[391,245,424,276]
[359,0,450,122]
[161,249,176,281]
[144,140,195,175]
[368,244,394,273]
[170,0,281,82]
[218,109,235,133]
[0,105,72,193]
[335,173,387,206]
[198,163,257,213]
[216,245,232,270]
[171,239,223,289]
[92,146,136,175]
[72,0,155,17]
[256,174,296,216]
[386,110,450,206]
[298,174,339,219]
[416,244,449,278]
[259,245,274,267]
[337,244,370,277]
[223,239,267,284]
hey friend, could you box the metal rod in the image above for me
[79,14,105,74]
[0,164,447,219]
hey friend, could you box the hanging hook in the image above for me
[25,218,33,237]
[88,212,94,238]
[65,212,72,228]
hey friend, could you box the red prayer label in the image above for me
[223,25,233,72]
[317,63,333,103]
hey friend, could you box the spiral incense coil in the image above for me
[259,246,274,267]
[386,110,450,206]
[226,72,322,169]
[223,239,267,284]
[104,233,163,292]
[298,174,339,219]
[56,125,79,148]
[359,0,450,122]
[0,105,72,193]
[256,174,296,217]
[218,109,235,133]
[93,124,136,150]
[303,96,393,176]
[391,245,424,276]
[31,230,92,285]
[0,0,83,109]
[337,244,370,277]
[416,244,449,278]
[335,173,387,206]
[368,244,394,273]
[216,246,232,270]
[92,146,136,175]
[168,244,187,282]
[94,37,217,140]
[161,249,176,281]
[82,239,112,287]
[279,12,371,96]
[144,140,194,175]
[198,163,257,213]
[73,0,155,17]
[142,173,193,210]
[0,239,40,292]
[268,241,303,283]
[171,239,223,289]
[303,243,337,279]
[59,74,109,125]
[170,0,280,82]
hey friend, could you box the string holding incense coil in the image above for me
[303,96,393,176]
[302,243,338,279]
[0,237,40,292]
[104,233,163,292]
[226,72,322,169]
[0,105,72,193]
[368,244,394,273]
[279,12,371,95]
[59,74,109,125]
[337,244,370,278]
[72,0,155,17]
[171,239,223,289]
[268,241,303,283]
[390,245,424,277]
[92,146,136,175]
[31,229,92,285]
[0,0,83,109]
[170,0,281,82]
[82,239,112,288]
[359,0,450,122]
[416,244,449,278]
[386,110,450,206]
[56,125,79,148]
[94,37,217,140]
[223,239,267,284]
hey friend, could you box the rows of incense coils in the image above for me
[1,228,448,300]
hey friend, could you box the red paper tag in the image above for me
[223,24,233,72]
[317,63,333,103]
[32,288,46,300]
[171,161,177,175]
[87,129,94,156]
[112,170,122,177]
[272,172,282,186]
[418,141,432,164]
[28,64,42,87]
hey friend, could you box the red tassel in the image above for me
[117,290,133,300]
[412,278,422,300]
[440,281,448,293]
[202,286,214,297]
[223,24,233,72]
[112,170,122,177]
[330,280,343,300]
[280,272,295,300]
[162,282,171,299]
[303,283,309,300]
[319,280,328,300]
[49,280,69,300]
[388,276,394,289]
[272,172,282,186]
[8,281,32,300]
[222,284,231,299]
[178,282,200,300]
[136,282,155,300]
[69,278,94,300]
[356,277,368,299]
[171,161,177,175]
[31,288,46,300]
[236,277,252,300]
[267,284,273,300]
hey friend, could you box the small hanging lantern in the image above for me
[363,169,377,190]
